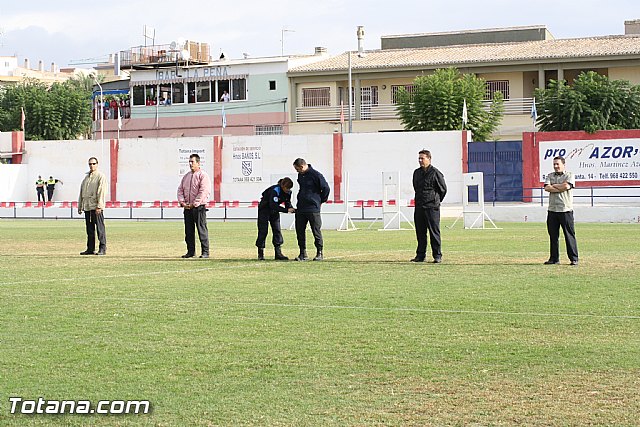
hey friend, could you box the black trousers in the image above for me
[37,188,45,202]
[47,187,54,201]
[184,205,209,255]
[295,212,323,250]
[414,207,442,260]
[84,210,106,252]
[547,211,579,262]
[255,209,283,248]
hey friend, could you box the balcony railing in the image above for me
[119,41,210,68]
[296,106,353,122]
[483,97,535,115]
[295,98,535,122]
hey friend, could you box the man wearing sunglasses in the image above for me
[78,157,107,255]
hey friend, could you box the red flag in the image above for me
[21,107,25,131]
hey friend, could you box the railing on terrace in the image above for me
[295,106,354,122]
[482,97,534,115]
[295,98,535,122]
[119,42,209,68]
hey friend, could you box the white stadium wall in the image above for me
[0,132,13,152]
[15,140,112,203]
[220,134,335,202]
[1,131,467,204]
[0,164,29,201]
[342,131,464,203]
[116,137,214,202]
[3,131,640,223]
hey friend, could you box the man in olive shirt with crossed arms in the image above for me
[544,156,579,266]
[78,157,107,256]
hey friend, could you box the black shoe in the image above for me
[570,260,579,266]
[199,253,209,259]
[181,253,195,258]
[313,250,323,261]
[432,258,442,264]
[544,259,560,265]
[274,247,288,261]
[80,250,95,255]
[410,257,425,262]
[294,250,309,261]
[258,248,265,261]
[96,251,106,256]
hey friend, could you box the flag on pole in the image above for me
[462,99,468,128]
[221,104,227,129]
[117,108,122,130]
[21,107,26,131]
[531,97,538,126]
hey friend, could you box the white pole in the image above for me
[93,76,104,162]
[281,28,294,56]
[348,51,352,133]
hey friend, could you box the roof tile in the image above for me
[289,35,640,73]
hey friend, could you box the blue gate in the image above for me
[468,141,523,202]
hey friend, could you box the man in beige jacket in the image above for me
[78,157,107,255]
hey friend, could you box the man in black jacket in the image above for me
[411,149,447,263]
[293,158,330,261]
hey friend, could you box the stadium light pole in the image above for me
[348,51,353,133]
[347,26,366,134]
[92,74,104,161]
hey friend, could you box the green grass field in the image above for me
[0,219,639,426]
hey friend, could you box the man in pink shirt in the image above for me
[177,153,211,258]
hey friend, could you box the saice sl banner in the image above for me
[232,142,263,183]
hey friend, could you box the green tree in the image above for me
[534,71,640,133]
[0,78,93,140]
[396,68,504,142]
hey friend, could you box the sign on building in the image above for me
[232,142,263,183]
[539,139,640,182]
[178,148,207,176]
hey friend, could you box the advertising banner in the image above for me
[232,142,263,183]
[178,148,206,176]
[539,139,640,182]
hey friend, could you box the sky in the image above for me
[0,0,638,69]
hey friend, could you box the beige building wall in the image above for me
[494,115,537,141]
[608,67,640,84]
[289,119,403,135]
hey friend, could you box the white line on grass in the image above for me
[4,293,640,321]
[231,302,640,320]
[4,256,638,321]
[0,253,372,286]
[0,264,256,286]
